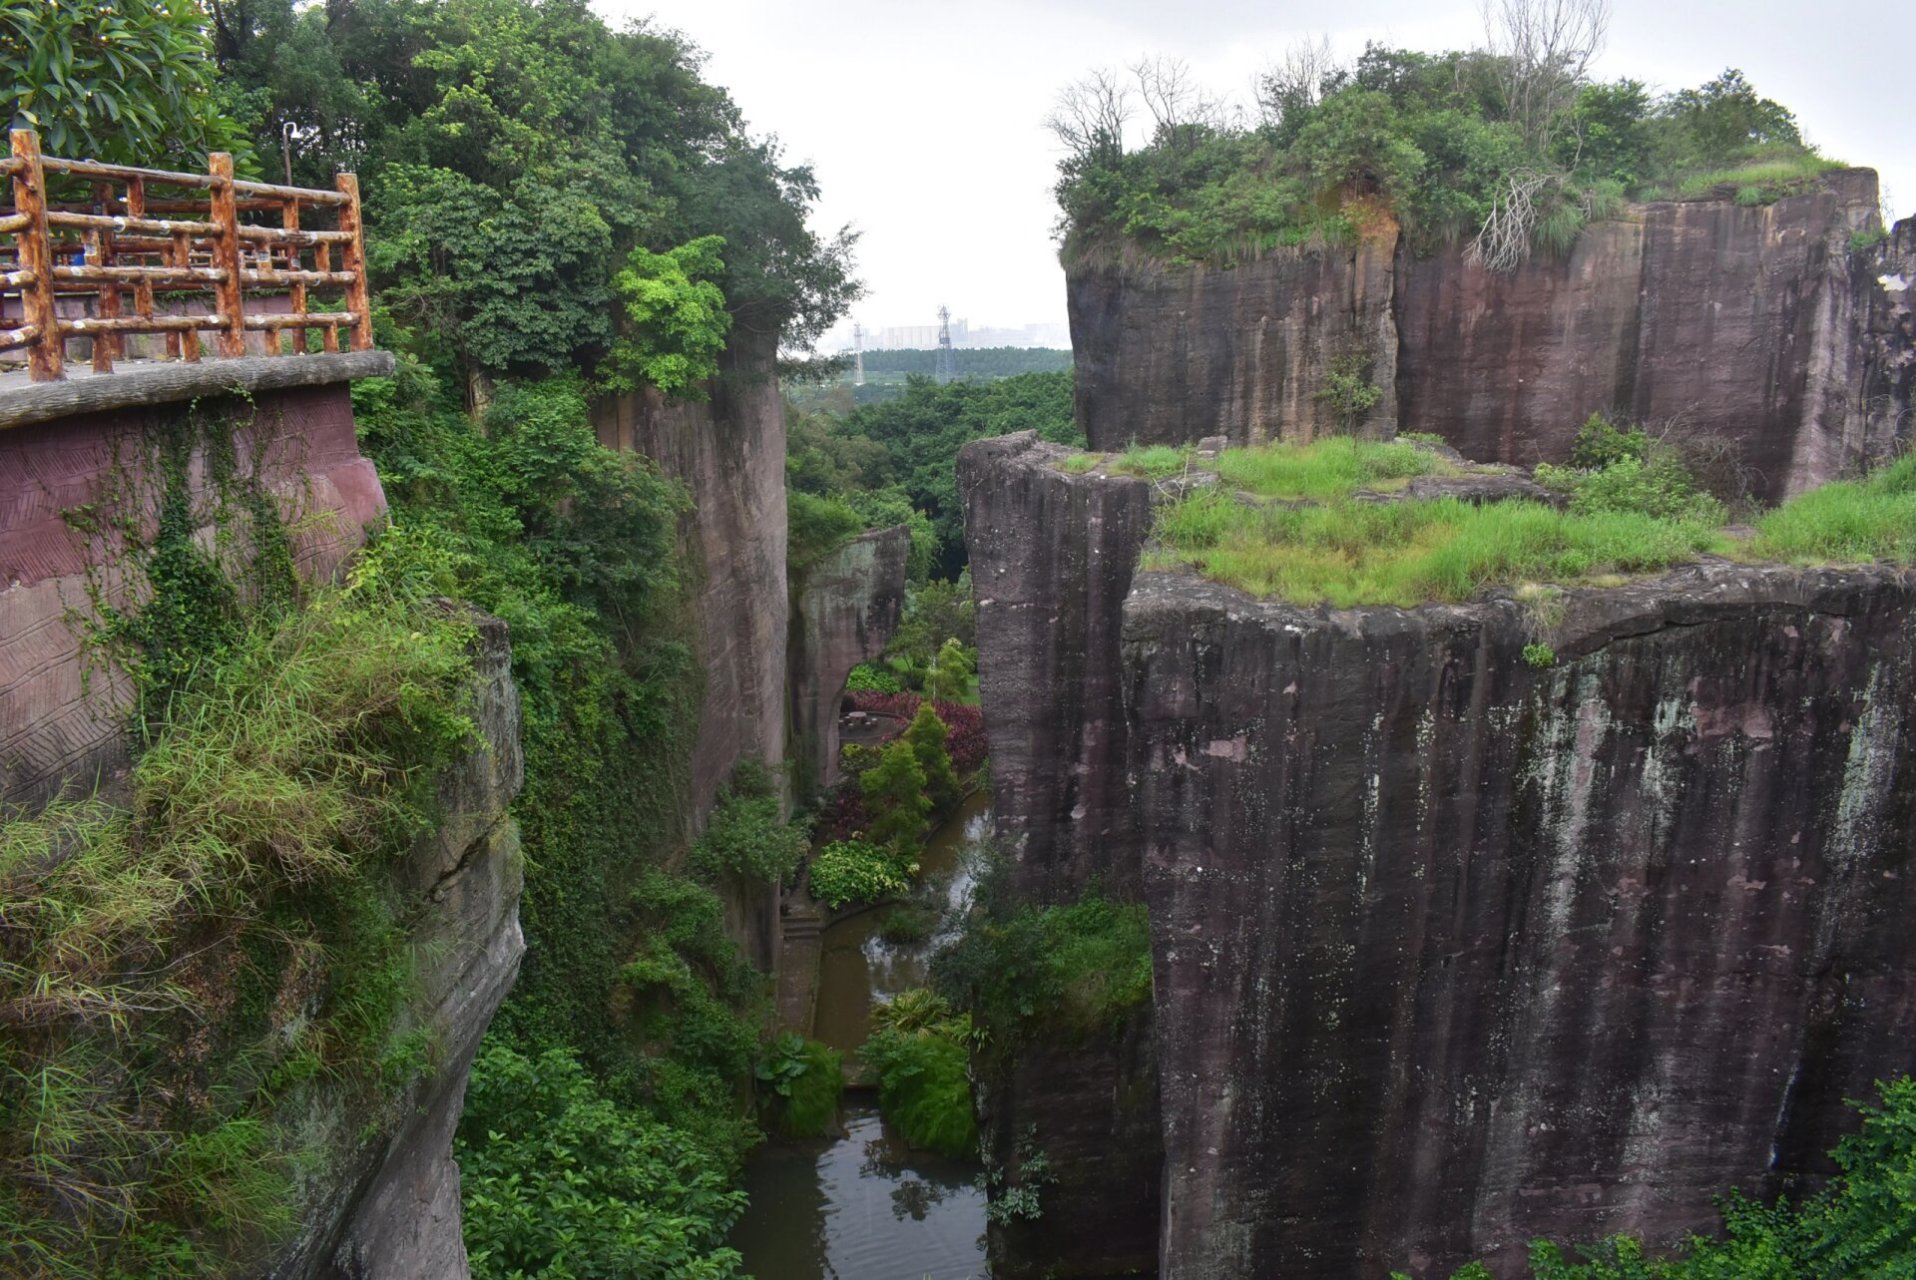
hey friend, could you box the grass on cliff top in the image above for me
[1063,436,1449,495]
[1148,488,1729,606]
[1215,436,1447,499]
[1150,453,1916,606]
[1747,455,1916,563]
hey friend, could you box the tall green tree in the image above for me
[2,0,255,165]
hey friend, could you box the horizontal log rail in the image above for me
[2,129,374,381]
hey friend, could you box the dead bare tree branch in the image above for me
[1481,0,1611,151]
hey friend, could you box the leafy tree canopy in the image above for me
[1051,43,1833,269]
[212,0,857,382]
[2,0,255,166]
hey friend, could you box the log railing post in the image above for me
[335,172,372,352]
[11,128,62,381]
[281,197,305,355]
[126,176,161,359]
[87,182,121,372]
[208,153,246,358]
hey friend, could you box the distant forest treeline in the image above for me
[856,346,1073,377]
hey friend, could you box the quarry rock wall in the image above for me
[963,431,1916,1278]
[1070,172,1905,500]
[789,524,910,792]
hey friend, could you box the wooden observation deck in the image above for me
[1,128,373,384]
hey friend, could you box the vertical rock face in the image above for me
[1857,215,1916,458]
[958,432,1155,900]
[0,382,387,807]
[1125,565,1916,1278]
[960,433,1164,1279]
[789,525,910,792]
[595,331,790,818]
[1069,173,1907,499]
[963,434,1916,1278]
[278,612,526,1280]
[1069,225,1399,452]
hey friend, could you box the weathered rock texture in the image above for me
[959,432,1155,902]
[1128,564,1916,1278]
[963,432,1916,1278]
[1071,172,1908,500]
[1070,223,1399,449]
[1857,215,1916,452]
[0,380,387,807]
[595,334,790,824]
[276,611,525,1280]
[789,524,910,791]
[959,433,1163,1279]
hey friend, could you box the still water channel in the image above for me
[729,795,993,1280]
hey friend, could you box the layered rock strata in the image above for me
[1070,172,1908,500]
[595,331,790,820]
[1128,563,1916,1279]
[289,613,526,1279]
[962,430,1916,1278]
[789,524,910,791]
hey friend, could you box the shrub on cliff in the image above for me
[0,563,476,1275]
[936,875,1153,1045]
[1049,44,1831,270]
[689,766,809,885]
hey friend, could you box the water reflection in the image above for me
[731,1102,986,1280]
[811,795,991,1057]
[732,795,994,1279]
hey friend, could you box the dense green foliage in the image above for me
[1751,455,1916,564]
[807,839,912,910]
[458,1044,747,1279]
[604,236,733,397]
[1,0,254,166]
[214,0,855,384]
[753,1033,842,1140]
[1535,415,1728,523]
[937,874,1153,1045]
[0,560,475,1275]
[859,991,978,1159]
[689,766,809,885]
[788,371,1081,577]
[1415,1078,1916,1279]
[1055,46,1832,268]
[194,0,857,1266]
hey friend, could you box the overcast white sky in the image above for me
[602,0,1914,350]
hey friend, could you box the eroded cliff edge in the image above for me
[962,431,1916,1279]
[1070,173,1910,499]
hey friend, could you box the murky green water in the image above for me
[731,794,993,1279]
[729,1100,987,1280]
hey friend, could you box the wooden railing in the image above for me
[1,129,373,382]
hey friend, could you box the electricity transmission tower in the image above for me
[935,306,956,383]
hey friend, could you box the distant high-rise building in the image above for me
[852,323,865,386]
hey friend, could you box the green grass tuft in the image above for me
[1749,456,1916,564]
[1151,489,1729,606]
[1214,436,1447,500]
[1109,443,1191,479]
